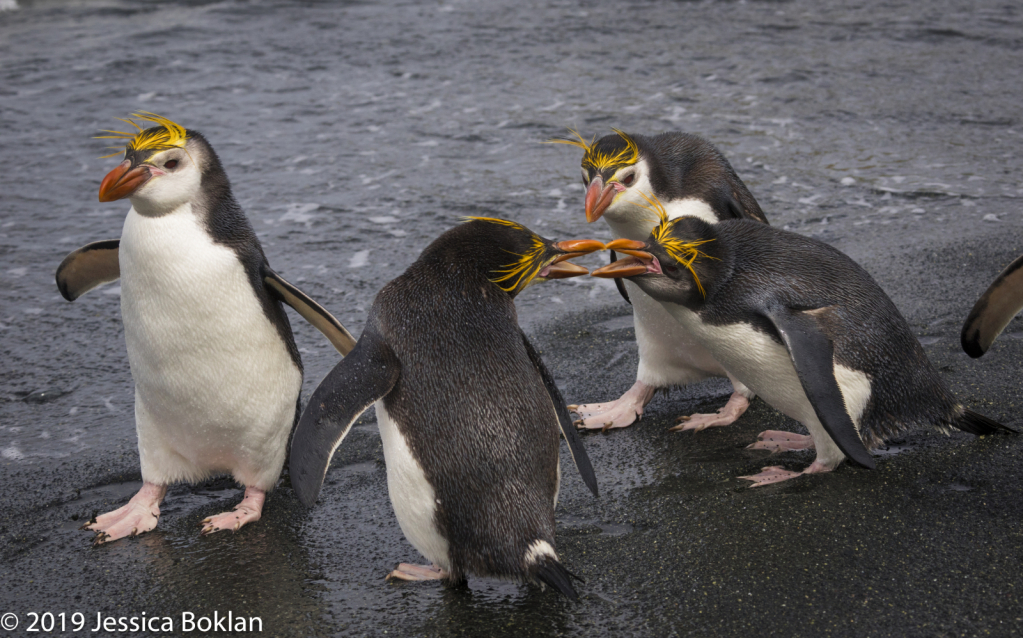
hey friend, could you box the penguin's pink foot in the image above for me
[386,563,449,581]
[746,430,816,452]
[739,460,835,487]
[83,482,167,545]
[199,486,265,535]
[571,380,656,431]
[670,391,751,432]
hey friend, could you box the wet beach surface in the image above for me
[2,0,1022,635]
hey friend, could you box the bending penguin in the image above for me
[57,112,356,543]
[550,130,767,432]
[961,253,1023,357]
[289,218,602,599]
[591,197,1014,486]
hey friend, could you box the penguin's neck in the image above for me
[605,196,720,241]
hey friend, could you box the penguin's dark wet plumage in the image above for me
[290,218,600,598]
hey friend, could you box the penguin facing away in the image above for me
[591,201,1014,486]
[549,130,767,433]
[289,218,602,598]
[961,253,1023,358]
[57,112,356,543]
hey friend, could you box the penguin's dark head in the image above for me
[429,218,604,298]
[548,129,651,223]
[591,197,723,305]
[96,112,224,216]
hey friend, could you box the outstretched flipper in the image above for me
[520,331,599,497]
[56,239,120,301]
[289,327,401,507]
[762,306,875,470]
[263,266,358,356]
[961,254,1023,358]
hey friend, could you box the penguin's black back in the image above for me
[695,219,962,446]
[368,226,561,581]
[637,131,767,223]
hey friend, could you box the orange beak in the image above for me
[538,239,605,279]
[584,176,617,223]
[542,261,589,279]
[590,256,651,279]
[604,238,654,261]
[98,160,151,202]
[551,239,606,263]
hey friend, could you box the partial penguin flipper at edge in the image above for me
[955,409,1018,435]
[533,555,582,601]
[961,253,1023,358]
[56,239,121,301]
[263,265,358,356]
[762,306,875,469]
[520,330,599,497]
[289,328,400,507]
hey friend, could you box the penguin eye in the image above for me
[164,159,179,170]
[663,263,679,276]
[621,172,635,186]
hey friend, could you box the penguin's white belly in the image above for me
[663,303,871,461]
[376,401,451,570]
[119,206,301,488]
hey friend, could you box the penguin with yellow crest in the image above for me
[57,113,355,543]
[289,218,601,598]
[550,130,767,433]
[591,195,1013,485]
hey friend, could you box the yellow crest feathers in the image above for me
[461,216,547,293]
[96,112,189,158]
[546,128,640,172]
[641,192,717,298]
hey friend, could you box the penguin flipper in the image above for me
[263,266,358,356]
[961,253,1023,358]
[289,328,400,507]
[520,331,599,497]
[55,239,120,301]
[609,251,631,305]
[762,307,876,470]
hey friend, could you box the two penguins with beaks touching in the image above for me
[59,113,1015,600]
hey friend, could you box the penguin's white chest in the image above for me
[376,401,451,570]
[119,205,301,485]
[662,304,871,432]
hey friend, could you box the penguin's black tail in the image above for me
[532,555,583,601]
[954,409,1018,436]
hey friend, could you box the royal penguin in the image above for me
[961,253,1023,357]
[289,218,602,598]
[56,112,356,543]
[550,130,768,432]
[591,202,1014,486]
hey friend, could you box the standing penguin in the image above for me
[591,200,1014,485]
[57,113,356,543]
[961,253,1023,357]
[289,218,602,598]
[551,130,767,432]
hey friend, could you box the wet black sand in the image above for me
[2,0,1023,636]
